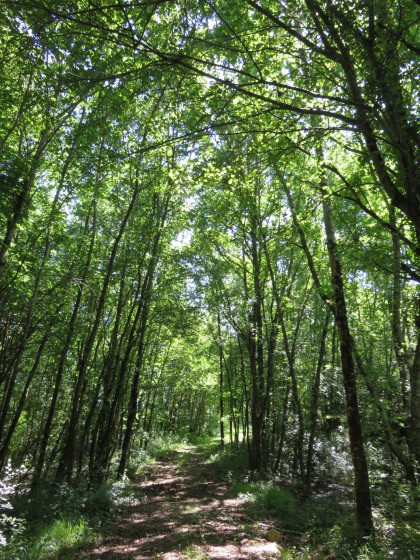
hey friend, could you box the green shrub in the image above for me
[1,474,134,559]
[302,493,350,530]
[147,434,186,458]
[230,481,254,496]
[186,433,214,445]
[0,517,96,560]
[126,448,152,479]
[258,484,300,520]
[209,442,249,476]
[231,480,352,535]
[233,482,303,530]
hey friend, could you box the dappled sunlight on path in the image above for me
[77,448,280,559]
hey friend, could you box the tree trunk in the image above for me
[306,312,330,493]
[409,326,420,467]
[32,203,96,490]
[0,331,48,470]
[0,128,50,279]
[389,207,410,412]
[217,310,225,448]
[117,192,170,478]
[322,195,373,538]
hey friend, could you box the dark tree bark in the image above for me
[322,195,373,538]
[0,330,49,470]
[247,198,265,473]
[389,207,411,413]
[217,310,225,448]
[117,192,170,478]
[57,173,141,482]
[0,129,50,279]
[409,325,420,467]
[32,199,96,490]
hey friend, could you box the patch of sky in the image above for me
[347,270,372,288]
[104,78,121,89]
[262,214,279,229]
[61,199,77,225]
[184,195,198,211]
[15,17,33,36]
[171,229,192,250]
[207,16,217,30]
[280,204,292,223]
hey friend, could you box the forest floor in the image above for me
[76,446,281,560]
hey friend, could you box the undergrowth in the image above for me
[210,443,420,559]
[208,441,249,478]
[0,468,145,560]
[146,433,189,459]
[2,439,418,559]
[0,434,191,559]
[0,443,154,559]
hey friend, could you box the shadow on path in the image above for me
[77,448,280,559]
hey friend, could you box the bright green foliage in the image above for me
[0,0,419,553]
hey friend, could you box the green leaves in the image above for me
[0,2,418,521]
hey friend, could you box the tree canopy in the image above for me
[1,0,419,541]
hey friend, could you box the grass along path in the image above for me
[76,446,281,560]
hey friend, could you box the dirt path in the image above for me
[78,447,280,559]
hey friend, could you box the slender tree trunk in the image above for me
[322,195,373,538]
[278,308,306,481]
[306,312,330,493]
[0,233,52,441]
[247,197,266,473]
[273,382,290,473]
[389,207,411,412]
[90,273,144,482]
[409,326,420,467]
[217,310,225,448]
[6,138,81,474]
[224,349,239,446]
[32,205,96,489]
[0,128,50,279]
[283,174,373,535]
[0,331,49,470]
[57,174,142,482]
[117,193,170,478]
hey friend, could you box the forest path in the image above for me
[77,446,280,559]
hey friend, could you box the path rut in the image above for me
[77,447,280,559]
